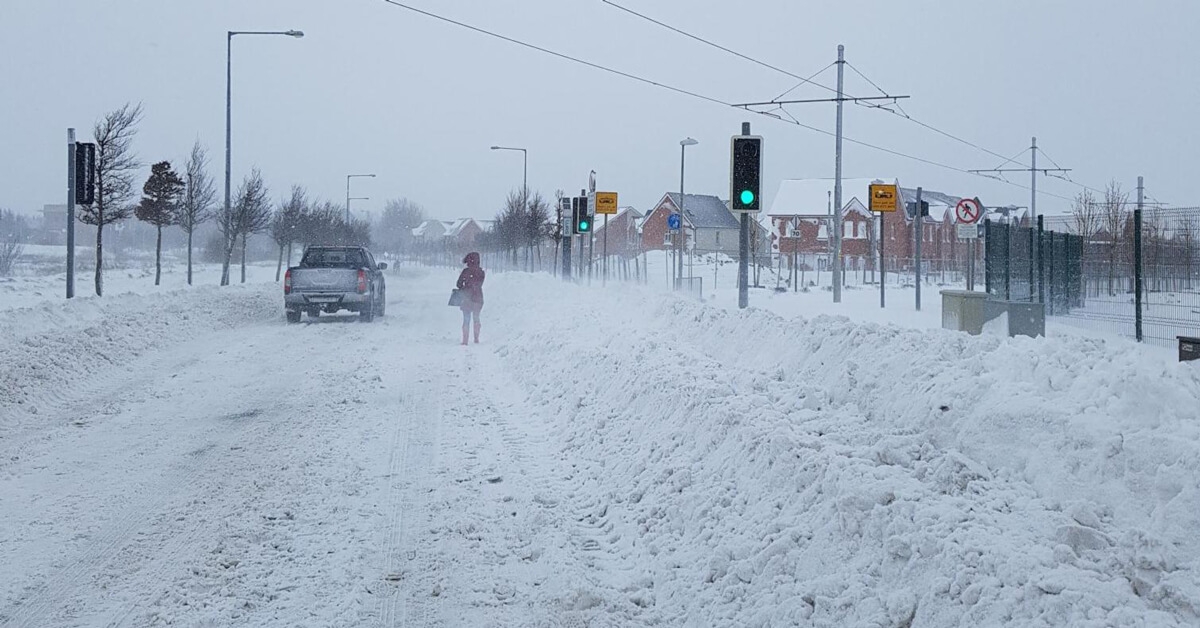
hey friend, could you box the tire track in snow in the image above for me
[375,385,438,627]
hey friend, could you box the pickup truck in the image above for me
[283,246,387,323]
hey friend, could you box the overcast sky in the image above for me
[3,0,1197,221]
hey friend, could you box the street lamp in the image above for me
[678,137,698,290]
[224,29,303,285]
[346,173,375,222]
[490,145,528,208]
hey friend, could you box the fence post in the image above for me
[1037,215,1045,305]
[984,219,991,295]
[1047,231,1055,315]
[1004,223,1011,301]
[1134,205,1144,343]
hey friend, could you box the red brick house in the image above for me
[768,178,993,272]
[591,207,644,258]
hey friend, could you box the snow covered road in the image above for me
[2,266,1199,626]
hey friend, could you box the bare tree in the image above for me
[1100,181,1130,296]
[220,168,270,285]
[1071,189,1101,240]
[0,209,26,277]
[136,161,184,286]
[525,191,550,270]
[81,103,143,296]
[1178,211,1199,290]
[376,198,426,259]
[180,141,216,285]
[271,186,308,281]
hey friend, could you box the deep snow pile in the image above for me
[492,275,1200,626]
[0,282,278,435]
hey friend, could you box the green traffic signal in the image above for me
[740,190,755,206]
[580,221,589,232]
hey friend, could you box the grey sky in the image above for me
[3,0,1197,221]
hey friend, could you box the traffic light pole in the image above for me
[738,122,751,309]
[66,128,76,299]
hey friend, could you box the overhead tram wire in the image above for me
[375,0,1076,203]
[600,0,840,97]
[602,0,1038,170]
[376,0,732,109]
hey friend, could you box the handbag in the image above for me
[448,288,464,307]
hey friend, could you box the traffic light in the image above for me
[730,135,763,211]
[75,142,96,205]
[573,196,592,234]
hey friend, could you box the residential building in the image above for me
[641,193,741,255]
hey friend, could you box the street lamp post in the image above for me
[490,146,527,267]
[224,29,303,286]
[346,173,376,222]
[678,137,698,290]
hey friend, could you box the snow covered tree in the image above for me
[81,103,143,296]
[180,141,217,285]
[136,160,184,285]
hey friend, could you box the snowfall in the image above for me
[1,259,1199,627]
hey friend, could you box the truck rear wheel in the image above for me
[286,310,301,324]
[359,294,375,322]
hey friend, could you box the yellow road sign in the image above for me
[595,191,618,215]
[869,183,898,212]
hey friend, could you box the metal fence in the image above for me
[984,208,1200,347]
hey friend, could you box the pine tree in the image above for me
[136,160,184,285]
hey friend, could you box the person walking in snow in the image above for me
[456,251,485,345]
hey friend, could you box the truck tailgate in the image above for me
[290,268,359,292]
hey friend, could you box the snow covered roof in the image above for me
[444,218,481,237]
[593,207,642,234]
[769,178,895,217]
[412,220,446,238]
[900,187,960,222]
[666,193,740,230]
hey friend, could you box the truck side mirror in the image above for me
[377,262,388,270]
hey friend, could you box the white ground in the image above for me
[2,263,1199,627]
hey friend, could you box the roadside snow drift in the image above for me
[493,275,1200,627]
[1,283,277,435]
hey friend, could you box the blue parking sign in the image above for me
[667,213,681,231]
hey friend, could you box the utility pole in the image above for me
[968,136,1070,224]
[732,45,908,304]
[832,45,845,304]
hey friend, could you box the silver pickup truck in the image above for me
[283,246,387,323]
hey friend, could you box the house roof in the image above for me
[412,220,446,237]
[900,187,960,222]
[593,207,643,234]
[665,193,740,230]
[444,218,480,237]
[769,178,894,217]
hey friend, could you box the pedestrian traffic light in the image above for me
[573,196,592,234]
[730,135,763,211]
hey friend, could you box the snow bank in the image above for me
[492,274,1200,626]
[0,283,278,434]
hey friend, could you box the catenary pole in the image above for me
[832,44,845,304]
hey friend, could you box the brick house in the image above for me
[768,178,992,272]
[591,206,644,258]
[641,193,741,255]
